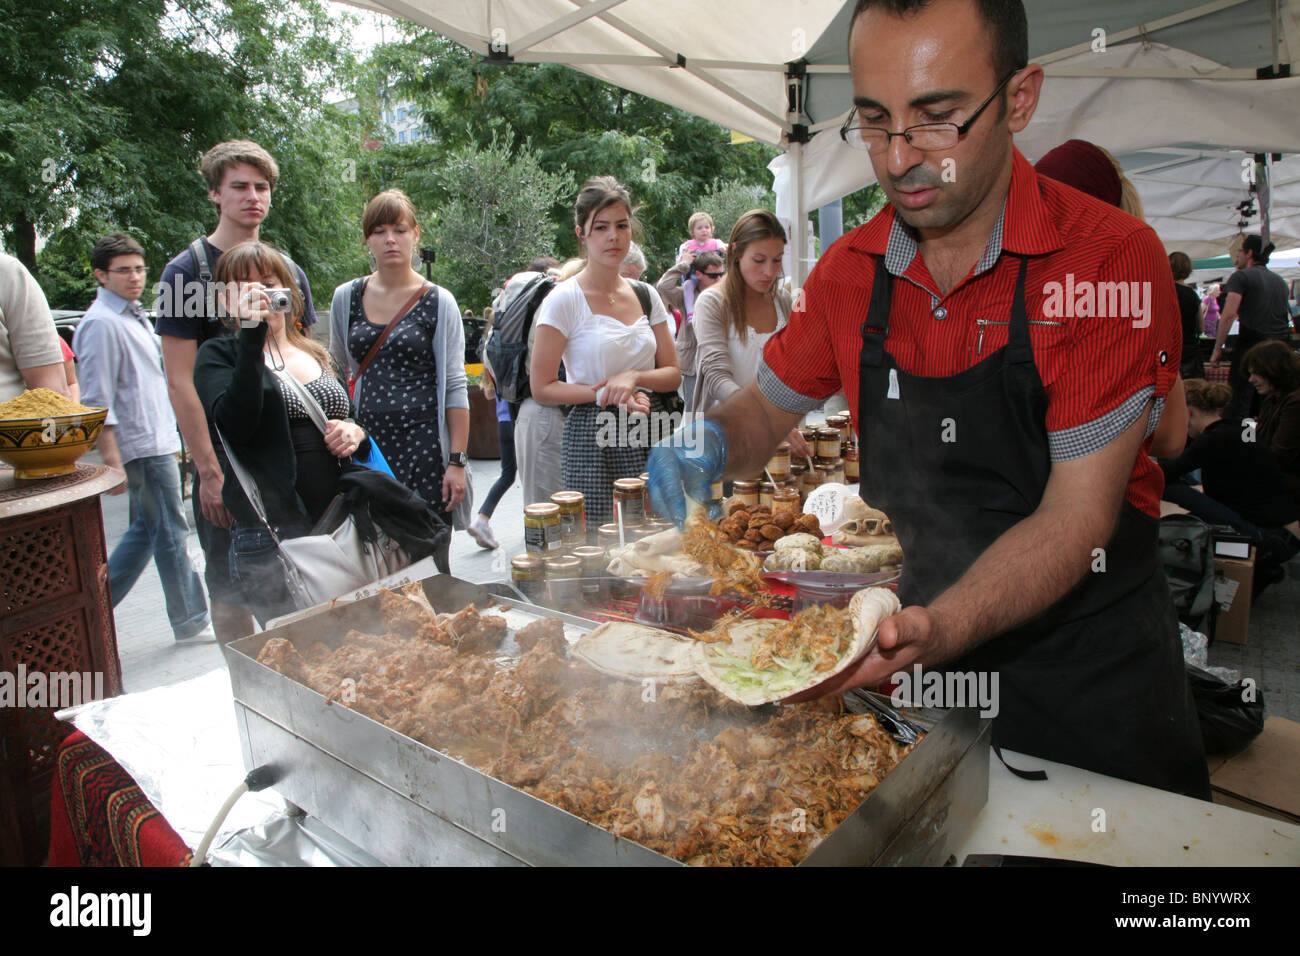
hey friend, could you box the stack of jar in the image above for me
[514,489,611,609]
[806,413,858,488]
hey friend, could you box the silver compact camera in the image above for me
[265,288,293,312]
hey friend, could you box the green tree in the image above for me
[694,179,778,246]
[2,0,366,309]
[420,134,573,308]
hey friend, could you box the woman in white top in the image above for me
[691,209,813,458]
[530,176,681,526]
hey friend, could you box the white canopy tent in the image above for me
[345,0,1300,282]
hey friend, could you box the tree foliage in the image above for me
[2,0,365,308]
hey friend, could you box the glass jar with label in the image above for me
[706,480,724,513]
[511,554,546,603]
[732,480,759,508]
[843,443,860,482]
[572,545,607,602]
[545,555,581,609]
[816,427,843,460]
[523,502,563,554]
[550,491,586,548]
[815,461,840,486]
[766,443,791,483]
[772,484,801,515]
[757,481,776,511]
[598,523,623,550]
[801,466,824,499]
[613,477,647,527]
[637,471,658,520]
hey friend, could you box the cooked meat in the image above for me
[514,616,566,653]
[257,602,915,866]
[379,590,432,636]
[443,605,509,653]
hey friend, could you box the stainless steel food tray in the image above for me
[224,575,990,866]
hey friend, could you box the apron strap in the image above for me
[1005,255,1034,365]
[858,256,892,369]
[993,743,1049,781]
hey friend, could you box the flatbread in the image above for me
[691,587,901,705]
[572,621,700,682]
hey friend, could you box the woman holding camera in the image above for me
[194,241,367,623]
[329,189,470,564]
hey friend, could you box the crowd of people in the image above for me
[1,115,1297,653]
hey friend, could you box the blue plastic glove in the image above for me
[646,418,728,529]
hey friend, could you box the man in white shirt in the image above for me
[0,252,69,401]
[75,233,211,643]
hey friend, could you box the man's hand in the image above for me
[1209,347,1222,369]
[786,427,814,460]
[646,418,728,527]
[199,469,232,528]
[785,605,952,701]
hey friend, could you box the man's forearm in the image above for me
[169,382,220,477]
[20,362,72,396]
[708,381,801,479]
[96,426,124,471]
[927,499,1109,659]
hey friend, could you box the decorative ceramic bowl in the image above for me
[0,408,108,479]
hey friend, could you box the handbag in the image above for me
[347,279,432,399]
[216,426,409,611]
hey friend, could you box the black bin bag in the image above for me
[1186,664,1265,755]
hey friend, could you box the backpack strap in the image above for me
[631,279,653,318]
[189,238,213,283]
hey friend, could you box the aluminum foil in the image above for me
[59,669,285,855]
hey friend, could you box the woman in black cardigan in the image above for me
[1160,379,1300,595]
[1243,339,1300,515]
[194,241,366,624]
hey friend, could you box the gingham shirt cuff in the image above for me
[757,360,824,414]
[1048,386,1155,461]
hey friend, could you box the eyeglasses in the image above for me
[840,70,1019,154]
[108,266,147,276]
[701,271,725,280]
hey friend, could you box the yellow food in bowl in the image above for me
[0,390,108,479]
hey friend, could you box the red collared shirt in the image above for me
[759,148,1180,517]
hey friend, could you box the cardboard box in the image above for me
[1212,548,1255,645]
[1209,717,1300,825]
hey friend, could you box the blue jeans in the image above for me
[108,454,210,639]
[228,523,303,627]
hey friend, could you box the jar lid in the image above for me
[817,427,842,438]
[511,554,544,569]
[572,546,605,559]
[550,490,585,505]
[791,461,808,474]
[757,481,776,493]
[815,461,838,473]
[598,523,621,535]
[524,502,561,516]
[613,477,645,492]
[545,556,580,572]
[733,480,759,492]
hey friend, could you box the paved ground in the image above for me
[91,448,1299,720]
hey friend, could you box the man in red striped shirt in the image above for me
[649,0,1208,797]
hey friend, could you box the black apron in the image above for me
[857,256,1209,799]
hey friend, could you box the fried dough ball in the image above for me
[727,501,749,516]
[772,512,795,530]
[743,528,765,543]
[760,523,783,541]
[796,514,822,535]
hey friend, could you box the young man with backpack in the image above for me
[154,140,315,644]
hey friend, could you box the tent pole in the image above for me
[790,140,807,289]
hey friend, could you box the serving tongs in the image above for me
[844,688,926,745]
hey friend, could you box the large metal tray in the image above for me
[225,575,990,866]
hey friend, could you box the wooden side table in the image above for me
[0,462,124,865]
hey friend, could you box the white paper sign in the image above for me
[803,483,852,533]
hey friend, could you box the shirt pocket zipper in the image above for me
[974,317,1066,357]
